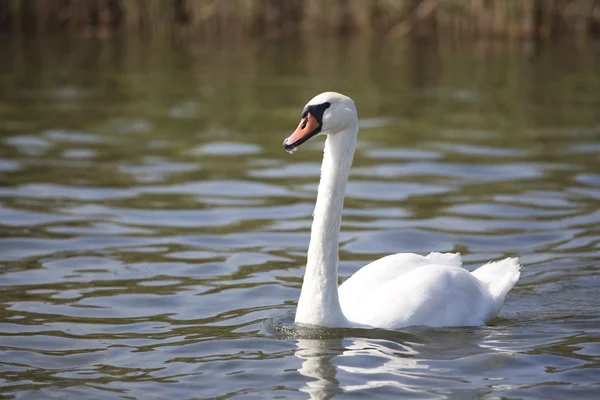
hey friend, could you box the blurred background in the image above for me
[2,0,600,41]
[1,1,600,399]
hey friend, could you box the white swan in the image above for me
[283,91,521,329]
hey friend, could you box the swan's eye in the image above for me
[300,102,331,126]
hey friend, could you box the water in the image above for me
[1,37,599,399]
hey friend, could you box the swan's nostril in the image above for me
[300,117,308,130]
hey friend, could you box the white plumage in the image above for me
[339,252,520,328]
[283,92,521,329]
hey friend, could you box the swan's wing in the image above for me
[339,252,461,295]
[339,253,520,329]
[338,252,462,319]
[345,264,492,328]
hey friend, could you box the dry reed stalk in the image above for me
[0,0,599,41]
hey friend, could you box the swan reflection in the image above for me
[295,338,345,399]
[295,336,423,399]
[293,326,511,398]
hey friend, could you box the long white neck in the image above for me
[295,126,358,327]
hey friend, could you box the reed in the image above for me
[0,0,599,40]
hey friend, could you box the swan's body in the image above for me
[283,92,521,329]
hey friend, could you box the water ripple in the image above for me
[0,39,599,400]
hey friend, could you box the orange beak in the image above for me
[283,113,321,152]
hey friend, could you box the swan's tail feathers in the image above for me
[472,257,521,301]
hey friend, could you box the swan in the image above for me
[283,91,521,329]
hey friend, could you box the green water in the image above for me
[1,37,599,399]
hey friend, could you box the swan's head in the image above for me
[283,92,357,153]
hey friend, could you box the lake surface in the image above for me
[1,37,599,399]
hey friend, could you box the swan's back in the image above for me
[338,252,520,329]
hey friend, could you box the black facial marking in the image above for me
[284,101,332,152]
[301,102,331,125]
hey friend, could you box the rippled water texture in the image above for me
[1,38,600,399]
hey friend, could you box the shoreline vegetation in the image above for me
[0,1,599,41]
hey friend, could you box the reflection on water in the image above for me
[1,37,599,398]
[296,338,344,399]
[294,324,599,399]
